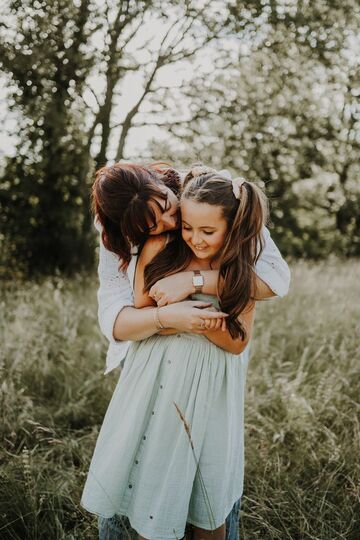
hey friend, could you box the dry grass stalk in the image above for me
[173,401,216,530]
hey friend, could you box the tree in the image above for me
[0,0,234,274]
[83,0,232,165]
[146,0,360,257]
[0,0,97,275]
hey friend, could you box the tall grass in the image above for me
[0,275,112,539]
[0,260,359,539]
[243,259,360,539]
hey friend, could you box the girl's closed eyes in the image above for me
[182,225,215,235]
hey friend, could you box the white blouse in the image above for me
[95,222,291,374]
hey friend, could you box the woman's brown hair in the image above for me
[91,162,181,270]
[144,168,268,340]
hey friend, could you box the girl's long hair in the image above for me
[144,169,268,339]
[91,162,181,270]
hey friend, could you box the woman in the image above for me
[86,164,289,538]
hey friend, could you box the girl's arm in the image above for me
[133,235,167,308]
[203,302,255,355]
[150,270,274,306]
[149,227,290,305]
[132,236,228,334]
[134,236,253,354]
[96,228,219,343]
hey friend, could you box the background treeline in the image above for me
[0,0,359,277]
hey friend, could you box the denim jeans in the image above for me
[98,498,241,540]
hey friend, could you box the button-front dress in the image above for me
[81,293,249,540]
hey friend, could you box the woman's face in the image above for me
[146,186,180,235]
[180,199,228,262]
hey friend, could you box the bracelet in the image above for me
[154,306,165,330]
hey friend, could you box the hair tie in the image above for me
[232,177,246,199]
[190,165,216,178]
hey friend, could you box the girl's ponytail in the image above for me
[218,179,268,339]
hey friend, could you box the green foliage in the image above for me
[0,0,359,275]
[0,0,235,276]
[0,0,97,276]
[148,0,360,259]
[0,261,359,538]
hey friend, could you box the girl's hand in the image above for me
[202,317,227,332]
[149,272,193,306]
[160,300,228,334]
[202,306,227,332]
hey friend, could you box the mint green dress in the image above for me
[81,294,249,540]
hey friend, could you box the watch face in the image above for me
[193,276,204,287]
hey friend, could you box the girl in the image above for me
[82,168,268,539]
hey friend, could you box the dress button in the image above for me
[160,385,163,389]
[135,460,139,464]
[128,484,132,489]
[151,411,154,415]
[177,334,181,338]
[149,515,153,519]
[143,436,146,440]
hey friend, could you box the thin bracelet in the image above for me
[154,306,165,330]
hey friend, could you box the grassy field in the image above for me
[0,260,359,539]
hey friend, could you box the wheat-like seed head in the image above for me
[173,401,194,450]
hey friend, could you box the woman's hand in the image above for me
[149,272,193,306]
[160,300,228,334]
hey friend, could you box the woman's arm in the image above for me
[130,235,228,333]
[135,238,255,353]
[254,226,291,298]
[96,226,169,342]
[96,227,135,343]
[113,302,227,341]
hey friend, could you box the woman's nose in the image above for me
[162,214,177,230]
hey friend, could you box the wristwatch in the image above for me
[192,270,204,294]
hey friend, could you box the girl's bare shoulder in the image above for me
[139,235,168,264]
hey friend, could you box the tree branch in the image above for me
[84,84,102,109]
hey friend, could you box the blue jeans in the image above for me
[98,498,241,540]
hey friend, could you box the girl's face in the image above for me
[146,186,180,235]
[181,199,228,262]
